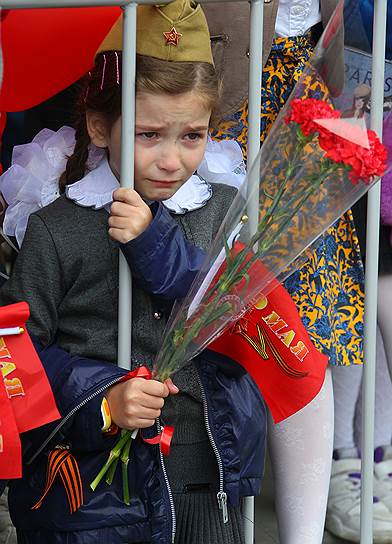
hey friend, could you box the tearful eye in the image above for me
[137,132,158,140]
[185,133,202,141]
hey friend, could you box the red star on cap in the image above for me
[163,26,182,46]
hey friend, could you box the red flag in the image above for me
[209,247,328,423]
[0,302,60,434]
[0,378,21,479]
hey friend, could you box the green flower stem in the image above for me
[157,162,340,380]
[252,131,309,239]
[271,163,337,224]
[202,137,308,303]
[213,158,338,290]
[90,430,131,491]
[105,456,119,485]
[258,165,340,254]
[156,301,232,381]
[229,166,338,281]
[121,435,133,505]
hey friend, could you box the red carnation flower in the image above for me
[318,128,388,184]
[286,98,388,185]
[285,98,340,136]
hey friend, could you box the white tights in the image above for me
[268,367,334,544]
[354,326,392,447]
[332,274,392,451]
[333,332,392,452]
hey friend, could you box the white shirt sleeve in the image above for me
[275,0,322,38]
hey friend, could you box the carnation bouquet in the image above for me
[91,4,389,502]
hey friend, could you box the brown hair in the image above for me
[59,51,221,193]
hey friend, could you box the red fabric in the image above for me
[0,111,6,174]
[208,246,328,423]
[0,302,61,478]
[120,366,152,383]
[0,302,60,434]
[0,7,121,112]
[0,378,21,479]
[142,426,174,456]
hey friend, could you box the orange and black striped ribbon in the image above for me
[32,448,83,514]
[257,322,309,379]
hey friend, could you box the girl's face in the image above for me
[355,97,365,110]
[88,91,211,201]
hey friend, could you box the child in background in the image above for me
[0,2,265,542]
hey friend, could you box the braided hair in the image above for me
[59,52,121,193]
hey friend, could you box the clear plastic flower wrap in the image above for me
[153,2,389,381]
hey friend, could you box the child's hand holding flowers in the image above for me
[106,377,179,430]
[91,375,178,503]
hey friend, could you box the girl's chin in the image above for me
[142,187,180,201]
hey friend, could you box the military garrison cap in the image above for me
[97,0,213,64]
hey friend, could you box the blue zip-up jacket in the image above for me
[9,203,266,544]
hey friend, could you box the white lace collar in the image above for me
[0,126,245,246]
[66,136,246,214]
[65,157,214,215]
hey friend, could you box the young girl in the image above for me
[0,2,265,543]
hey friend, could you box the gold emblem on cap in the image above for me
[163,26,182,46]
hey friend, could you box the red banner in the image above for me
[0,302,61,479]
[209,253,328,423]
[0,378,21,479]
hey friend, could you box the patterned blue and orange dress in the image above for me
[211,32,365,366]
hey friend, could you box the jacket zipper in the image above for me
[29,378,177,542]
[197,375,228,524]
[157,418,176,544]
[27,374,126,465]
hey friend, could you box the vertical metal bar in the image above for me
[360,1,387,542]
[243,1,264,542]
[247,0,264,235]
[117,1,137,369]
[0,0,151,7]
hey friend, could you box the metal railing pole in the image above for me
[360,1,387,542]
[117,1,137,369]
[0,0,156,7]
[247,0,264,236]
[243,1,264,542]
[1,0,255,8]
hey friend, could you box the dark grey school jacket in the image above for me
[0,183,236,367]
